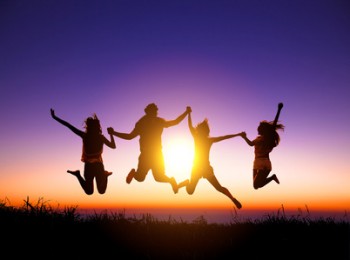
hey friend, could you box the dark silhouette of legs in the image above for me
[131,168,148,182]
[67,170,80,177]
[177,179,190,191]
[67,163,109,195]
[88,162,107,194]
[178,168,201,195]
[126,152,179,193]
[170,177,178,194]
[207,174,242,209]
[253,169,280,189]
[67,169,94,195]
[272,174,280,184]
[96,175,108,194]
[96,173,109,194]
[153,172,179,194]
[185,178,199,195]
[127,154,150,184]
[126,169,135,184]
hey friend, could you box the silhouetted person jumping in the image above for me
[177,111,243,209]
[51,109,116,195]
[241,102,284,189]
[108,103,191,194]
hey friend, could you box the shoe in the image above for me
[273,174,280,184]
[105,171,113,176]
[126,169,135,184]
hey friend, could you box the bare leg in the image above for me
[177,179,189,191]
[254,169,279,189]
[67,169,93,195]
[208,175,242,209]
[185,177,200,195]
[153,173,179,194]
[126,169,135,184]
[170,177,178,194]
[96,173,108,194]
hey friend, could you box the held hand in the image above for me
[240,131,247,138]
[107,127,114,135]
[186,106,192,113]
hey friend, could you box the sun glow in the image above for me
[163,138,194,181]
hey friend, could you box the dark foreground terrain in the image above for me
[1,198,349,259]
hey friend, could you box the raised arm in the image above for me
[188,111,195,136]
[211,132,244,143]
[50,108,83,137]
[164,106,192,128]
[273,102,283,128]
[104,129,116,149]
[107,127,138,140]
[241,132,254,146]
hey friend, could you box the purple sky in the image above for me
[1,0,349,214]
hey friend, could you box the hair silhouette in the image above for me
[241,102,284,189]
[51,108,116,195]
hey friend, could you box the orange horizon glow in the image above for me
[3,193,349,214]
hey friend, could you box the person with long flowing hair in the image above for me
[241,103,284,189]
[51,109,116,195]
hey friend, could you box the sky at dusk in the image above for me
[1,0,349,222]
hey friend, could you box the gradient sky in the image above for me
[1,0,349,220]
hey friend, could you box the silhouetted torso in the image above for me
[253,136,273,158]
[81,133,104,163]
[193,134,212,166]
[134,115,165,153]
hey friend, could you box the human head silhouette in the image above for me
[257,121,272,135]
[196,118,210,136]
[258,120,284,147]
[144,103,158,117]
[84,114,101,134]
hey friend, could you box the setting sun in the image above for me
[1,0,350,235]
[163,137,194,181]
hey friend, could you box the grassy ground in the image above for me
[1,197,349,259]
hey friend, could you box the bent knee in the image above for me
[134,174,146,182]
[186,187,195,195]
[253,183,260,190]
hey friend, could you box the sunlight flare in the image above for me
[163,138,194,181]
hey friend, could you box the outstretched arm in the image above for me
[188,112,195,136]
[164,106,192,128]
[104,130,116,149]
[107,127,138,140]
[211,132,245,143]
[240,132,254,146]
[273,102,283,128]
[50,108,83,137]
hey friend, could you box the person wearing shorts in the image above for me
[177,110,243,209]
[108,103,191,194]
[241,103,285,189]
[51,108,116,195]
